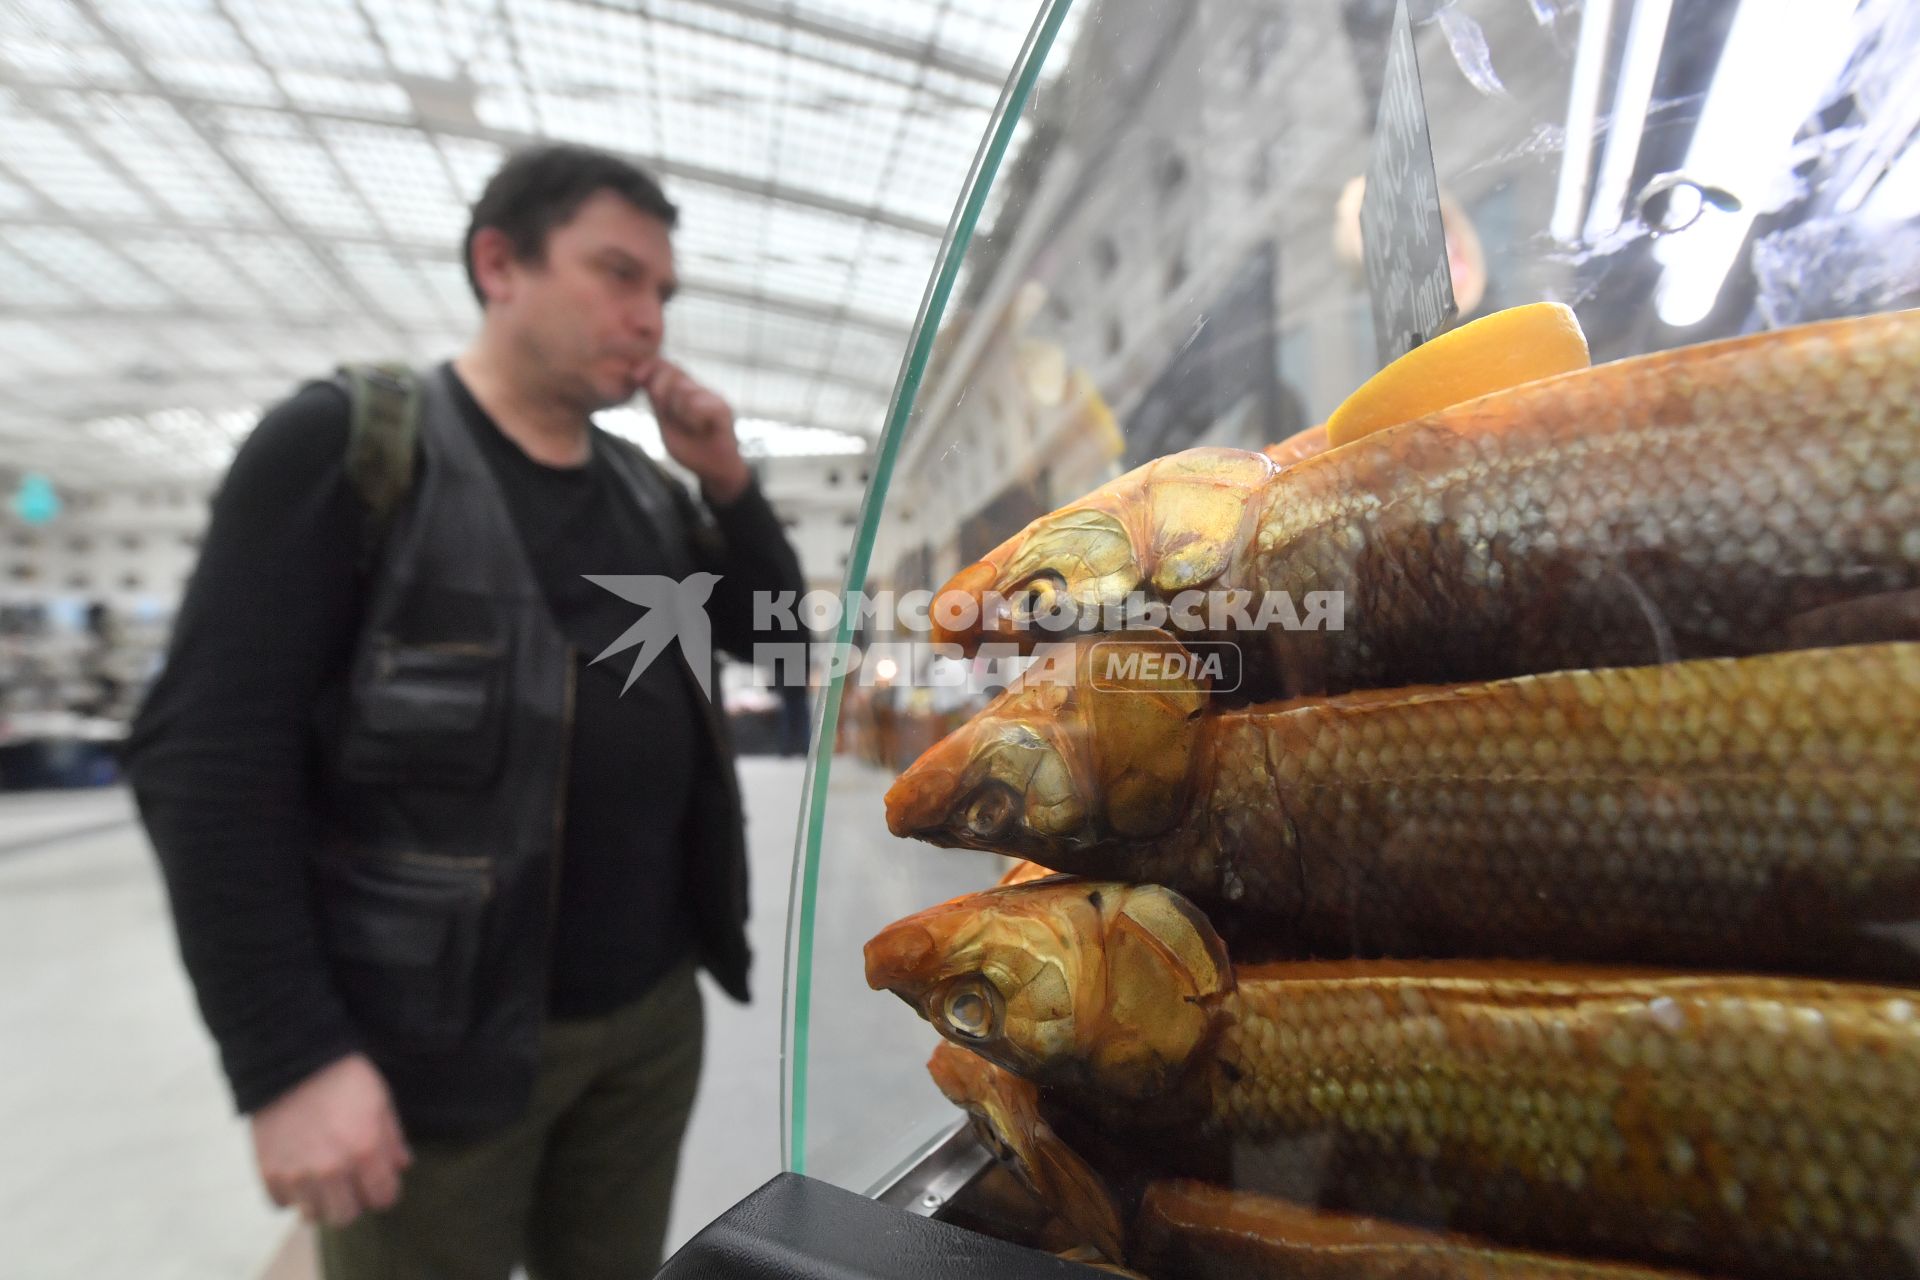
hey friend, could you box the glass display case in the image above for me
[782,0,1920,1274]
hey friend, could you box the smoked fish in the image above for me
[930,311,1920,699]
[932,1041,1715,1279]
[868,879,1920,1280]
[886,636,1920,980]
[1136,1181,1720,1280]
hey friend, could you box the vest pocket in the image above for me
[318,853,491,1049]
[341,639,508,788]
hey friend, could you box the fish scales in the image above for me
[869,883,1920,1277]
[1251,312,1920,696]
[887,642,1920,981]
[1202,643,1920,974]
[1204,966,1920,1279]
[1137,1180,1722,1279]
[930,311,1920,700]
[932,1041,1717,1278]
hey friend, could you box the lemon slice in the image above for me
[1325,302,1590,448]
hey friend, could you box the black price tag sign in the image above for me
[1361,0,1457,367]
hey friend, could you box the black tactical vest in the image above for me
[312,365,749,1139]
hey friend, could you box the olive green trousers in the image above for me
[317,961,704,1280]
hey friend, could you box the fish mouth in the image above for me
[862,922,938,995]
[930,559,1002,648]
[883,767,951,838]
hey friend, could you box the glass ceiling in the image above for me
[0,0,1082,485]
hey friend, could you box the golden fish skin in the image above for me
[1205,962,1920,1280]
[1136,1180,1719,1279]
[887,637,1920,982]
[933,311,1920,699]
[867,880,1920,1280]
[1192,641,1920,978]
[926,1042,1128,1263]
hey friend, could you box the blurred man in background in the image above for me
[128,144,804,1279]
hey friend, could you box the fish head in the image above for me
[866,880,1232,1102]
[931,449,1277,652]
[884,632,1208,858]
[926,1043,1127,1261]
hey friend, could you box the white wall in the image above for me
[0,455,867,622]
[0,483,211,619]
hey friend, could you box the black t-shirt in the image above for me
[447,372,701,1016]
[130,366,794,1110]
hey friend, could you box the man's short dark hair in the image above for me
[462,144,679,304]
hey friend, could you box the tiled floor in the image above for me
[0,759,813,1278]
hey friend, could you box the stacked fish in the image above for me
[865,309,1920,1279]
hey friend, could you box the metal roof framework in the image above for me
[0,0,1076,484]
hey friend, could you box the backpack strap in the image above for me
[339,362,421,571]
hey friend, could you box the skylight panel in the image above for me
[278,72,410,118]
[512,0,651,90]
[418,259,478,328]
[809,380,890,435]
[93,0,247,59]
[0,112,152,218]
[784,28,919,86]
[7,226,172,306]
[0,37,138,87]
[929,6,1030,70]
[842,222,936,318]
[333,242,445,325]
[367,0,490,80]
[320,121,465,245]
[743,309,844,367]
[473,88,537,134]
[824,324,909,381]
[50,92,269,227]
[224,129,379,236]
[528,91,656,156]
[789,0,949,48]
[121,236,263,310]
[0,172,37,215]
[667,181,773,263]
[0,241,84,307]
[435,135,507,202]
[0,319,92,375]
[224,0,385,73]
[159,319,270,373]
[218,233,356,316]
[149,56,284,106]
[759,201,870,300]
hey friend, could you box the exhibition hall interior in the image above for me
[4,0,1919,1276]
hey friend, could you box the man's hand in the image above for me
[640,358,752,504]
[251,1053,412,1228]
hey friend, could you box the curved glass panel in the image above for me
[789,1,1920,1274]
[780,0,1081,1190]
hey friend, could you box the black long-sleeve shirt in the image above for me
[128,366,806,1114]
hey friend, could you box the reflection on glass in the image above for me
[786,0,1920,1275]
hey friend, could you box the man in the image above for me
[127,145,805,1278]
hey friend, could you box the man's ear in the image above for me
[468,226,517,307]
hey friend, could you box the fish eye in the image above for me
[961,784,1018,841]
[941,978,1001,1041]
[1011,571,1066,623]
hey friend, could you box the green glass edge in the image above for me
[780,0,1077,1178]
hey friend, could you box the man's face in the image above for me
[482,189,679,412]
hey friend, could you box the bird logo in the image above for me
[582,572,722,700]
